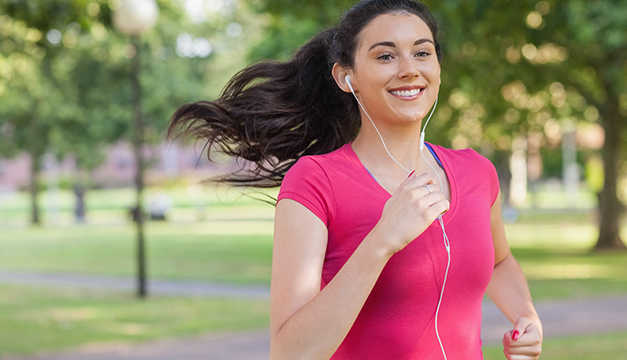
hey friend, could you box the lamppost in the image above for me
[112,0,159,298]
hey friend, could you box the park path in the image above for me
[1,270,627,359]
[0,270,270,299]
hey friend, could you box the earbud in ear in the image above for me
[344,75,355,93]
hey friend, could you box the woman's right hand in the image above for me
[373,171,450,256]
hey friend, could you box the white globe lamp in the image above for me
[113,0,159,35]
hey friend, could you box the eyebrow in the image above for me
[368,38,434,52]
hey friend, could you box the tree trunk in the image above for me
[28,150,41,225]
[27,116,46,226]
[595,88,626,250]
[74,184,86,223]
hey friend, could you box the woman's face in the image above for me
[350,13,441,127]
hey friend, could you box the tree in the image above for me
[1,0,247,223]
[539,0,626,250]
[0,0,107,224]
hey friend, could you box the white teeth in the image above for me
[390,89,421,97]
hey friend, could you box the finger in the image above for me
[513,326,542,347]
[402,172,437,191]
[398,170,420,188]
[503,342,542,359]
[413,172,436,186]
[507,316,532,342]
[416,183,435,197]
[397,172,433,194]
[413,177,446,215]
[503,329,541,348]
[424,197,449,218]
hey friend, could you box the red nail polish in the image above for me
[512,330,520,340]
[407,170,415,178]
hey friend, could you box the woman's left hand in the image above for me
[502,316,542,360]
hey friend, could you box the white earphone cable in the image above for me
[347,76,450,360]
[347,80,412,173]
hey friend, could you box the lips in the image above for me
[389,86,424,99]
[390,89,421,97]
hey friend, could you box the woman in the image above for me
[169,1,543,359]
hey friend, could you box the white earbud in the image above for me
[345,74,354,93]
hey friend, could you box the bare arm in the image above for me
[486,193,543,359]
[270,173,449,360]
[270,199,391,360]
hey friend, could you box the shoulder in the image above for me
[430,144,500,203]
[284,143,353,180]
[430,144,495,172]
[278,144,353,225]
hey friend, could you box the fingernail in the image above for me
[407,170,415,178]
[512,330,520,340]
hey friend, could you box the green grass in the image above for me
[0,222,274,285]
[0,284,269,357]
[504,214,627,300]
[0,187,276,356]
[7,212,623,297]
[483,331,627,360]
[0,186,276,284]
[0,186,278,227]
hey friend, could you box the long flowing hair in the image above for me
[168,0,441,188]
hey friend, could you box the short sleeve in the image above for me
[277,156,335,226]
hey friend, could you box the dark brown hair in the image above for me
[168,0,441,187]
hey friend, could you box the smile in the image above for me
[389,88,424,98]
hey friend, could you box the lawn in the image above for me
[0,284,269,357]
[0,186,276,284]
[0,186,626,357]
[2,188,625,296]
[0,223,274,285]
[506,211,627,300]
[0,186,275,356]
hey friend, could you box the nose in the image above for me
[397,54,420,80]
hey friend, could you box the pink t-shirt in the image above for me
[277,143,499,359]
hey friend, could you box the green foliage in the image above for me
[248,0,352,60]
[0,0,257,168]
[0,0,109,33]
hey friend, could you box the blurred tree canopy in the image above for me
[0,0,264,222]
[250,0,626,250]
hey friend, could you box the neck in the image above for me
[352,119,426,175]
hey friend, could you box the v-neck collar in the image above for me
[346,142,458,224]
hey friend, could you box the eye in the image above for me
[377,52,394,61]
[415,50,432,58]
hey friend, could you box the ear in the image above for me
[437,65,442,85]
[332,63,354,93]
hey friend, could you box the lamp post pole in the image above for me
[130,33,147,297]
[113,0,158,299]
